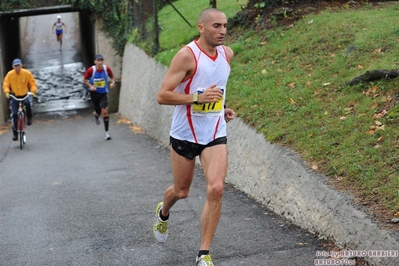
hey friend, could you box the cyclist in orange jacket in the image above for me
[3,58,37,141]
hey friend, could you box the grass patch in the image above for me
[130,1,399,214]
[157,0,248,50]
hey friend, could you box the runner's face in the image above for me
[95,59,104,69]
[199,12,227,47]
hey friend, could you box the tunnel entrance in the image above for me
[0,6,98,122]
[22,12,90,113]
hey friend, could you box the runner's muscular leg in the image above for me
[161,147,196,217]
[198,144,228,250]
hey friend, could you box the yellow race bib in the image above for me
[93,78,105,88]
[192,86,224,116]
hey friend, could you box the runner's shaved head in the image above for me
[198,8,224,24]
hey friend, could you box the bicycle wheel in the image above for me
[23,115,27,145]
[18,113,24,150]
[20,131,24,149]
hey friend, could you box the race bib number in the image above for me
[93,78,105,88]
[192,86,224,116]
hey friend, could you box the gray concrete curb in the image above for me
[119,44,399,266]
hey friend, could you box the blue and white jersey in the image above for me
[89,65,109,94]
[55,22,63,34]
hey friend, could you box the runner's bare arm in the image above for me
[157,47,224,105]
[157,47,196,105]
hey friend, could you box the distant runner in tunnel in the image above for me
[52,15,67,49]
[3,59,37,141]
[83,54,116,140]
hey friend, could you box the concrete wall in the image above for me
[119,44,399,266]
[119,45,170,145]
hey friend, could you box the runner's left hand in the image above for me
[224,108,235,123]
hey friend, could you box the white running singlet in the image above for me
[170,40,231,145]
[55,22,63,30]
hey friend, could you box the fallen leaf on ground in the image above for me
[313,88,322,96]
[130,125,144,133]
[117,116,132,124]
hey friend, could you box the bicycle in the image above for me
[9,92,32,150]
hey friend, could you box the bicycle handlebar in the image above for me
[9,92,32,101]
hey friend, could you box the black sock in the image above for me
[159,208,169,221]
[198,250,209,257]
[104,116,109,131]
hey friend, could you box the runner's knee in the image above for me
[206,182,224,200]
[174,189,190,200]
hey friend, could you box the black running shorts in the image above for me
[170,136,227,160]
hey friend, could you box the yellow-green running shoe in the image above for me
[196,254,214,266]
[153,202,168,242]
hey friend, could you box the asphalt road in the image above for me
[0,108,335,266]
